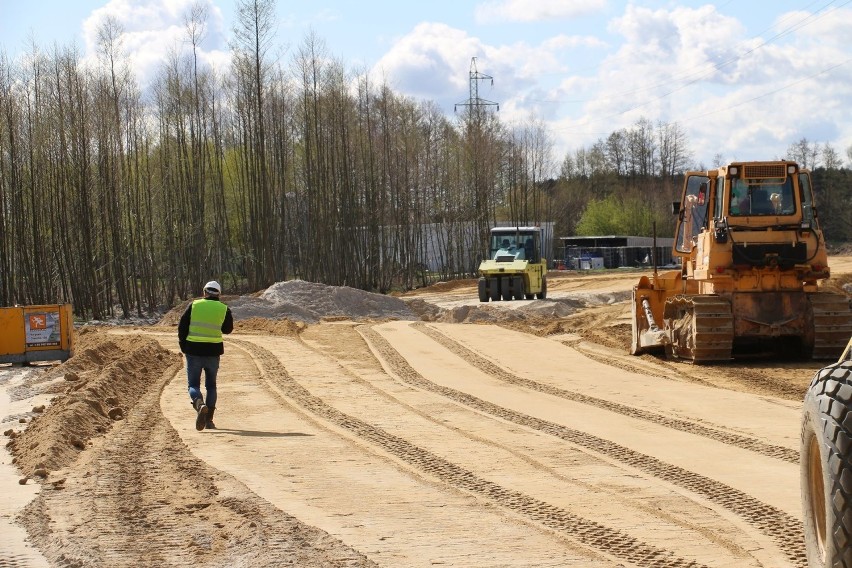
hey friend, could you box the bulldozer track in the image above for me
[809,292,852,359]
[666,296,734,363]
[231,338,713,568]
[355,327,807,568]
[413,323,799,464]
[663,292,850,364]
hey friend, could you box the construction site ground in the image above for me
[3,257,852,568]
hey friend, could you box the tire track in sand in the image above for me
[19,359,376,568]
[415,323,799,464]
[232,338,711,568]
[359,325,807,568]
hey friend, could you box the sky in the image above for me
[1,0,851,173]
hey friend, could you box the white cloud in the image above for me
[584,4,852,165]
[475,0,606,24]
[772,7,852,47]
[67,1,852,166]
[370,23,484,103]
[542,35,607,51]
[81,0,229,88]
[370,20,607,127]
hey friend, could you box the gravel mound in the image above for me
[160,279,624,327]
[229,280,419,324]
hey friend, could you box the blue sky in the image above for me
[2,0,851,171]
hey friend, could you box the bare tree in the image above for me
[14,27,804,314]
[605,130,627,176]
[627,117,657,179]
[231,0,277,289]
[786,137,820,169]
[657,120,690,181]
[822,143,842,170]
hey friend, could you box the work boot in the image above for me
[205,408,216,430]
[193,398,208,431]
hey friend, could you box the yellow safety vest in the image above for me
[186,299,228,343]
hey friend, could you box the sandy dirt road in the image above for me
[2,260,850,567]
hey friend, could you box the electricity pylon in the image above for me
[455,57,499,114]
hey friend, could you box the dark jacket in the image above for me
[178,296,234,356]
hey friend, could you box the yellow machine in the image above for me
[0,304,74,364]
[478,226,548,302]
[630,161,851,362]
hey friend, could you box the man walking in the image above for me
[178,280,234,431]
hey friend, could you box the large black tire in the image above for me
[489,278,501,301]
[478,278,488,302]
[501,278,512,301]
[801,360,852,567]
[536,276,547,300]
[513,276,525,301]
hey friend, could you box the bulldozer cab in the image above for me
[673,161,819,257]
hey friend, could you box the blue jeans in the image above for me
[186,354,219,410]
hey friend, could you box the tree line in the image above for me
[0,1,554,318]
[555,130,852,245]
[1,0,850,319]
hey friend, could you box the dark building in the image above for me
[559,235,676,270]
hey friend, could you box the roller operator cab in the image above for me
[477,227,548,302]
[630,160,852,362]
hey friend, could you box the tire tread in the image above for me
[803,361,852,566]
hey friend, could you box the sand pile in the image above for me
[156,278,616,329]
[227,280,419,323]
[5,329,180,479]
[159,280,420,325]
[234,317,308,336]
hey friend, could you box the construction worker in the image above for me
[178,280,234,431]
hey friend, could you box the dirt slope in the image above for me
[2,259,850,567]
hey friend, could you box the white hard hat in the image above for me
[203,280,222,295]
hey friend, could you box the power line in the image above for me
[676,57,852,123]
[582,0,852,125]
[554,55,850,138]
[597,0,845,103]
[533,0,848,109]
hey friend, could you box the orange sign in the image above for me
[29,314,47,330]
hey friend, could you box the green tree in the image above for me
[576,193,668,237]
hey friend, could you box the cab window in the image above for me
[675,175,710,253]
[799,173,816,226]
[714,177,724,220]
[729,178,795,216]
